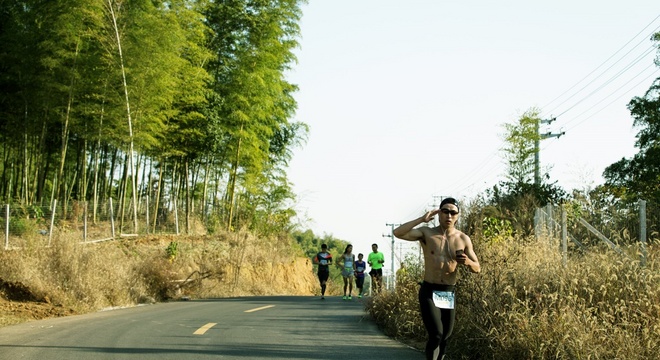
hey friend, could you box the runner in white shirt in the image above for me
[338,244,356,300]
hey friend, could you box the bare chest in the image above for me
[424,232,461,261]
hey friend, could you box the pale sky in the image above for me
[285,1,660,274]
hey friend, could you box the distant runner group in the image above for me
[312,243,385,300]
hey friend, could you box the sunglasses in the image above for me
[440,208,459,216]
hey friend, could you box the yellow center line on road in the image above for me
[193,322,217,335]
[244,305,275,313]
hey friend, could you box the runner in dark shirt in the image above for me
[354,253,367,298]
[313,244,333,300]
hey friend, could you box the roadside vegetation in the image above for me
[0,210,354,328]
[367,233,660,360]
[0,227,319,327]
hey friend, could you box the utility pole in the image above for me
[535,117,565,186]
[383,223,400,289]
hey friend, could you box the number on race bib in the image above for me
[432,290,455,309]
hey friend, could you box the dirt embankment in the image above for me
[0,233,318,327]
[0,279,77,325]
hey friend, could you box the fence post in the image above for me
[534,208,541,240]
[145,196,150,235]
[4,204,9,250]
[83,201,88,242]
[546,204,554,239]
[561,206,567,267]
[48,199,56,247]
[174,197,179,235]
[640,200,647,266]
[109,198,116,239]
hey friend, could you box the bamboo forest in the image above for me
[0,0,309,236]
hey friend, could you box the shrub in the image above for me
[369,236,660,359]
[365,254,425,342]
[8,217,38,237]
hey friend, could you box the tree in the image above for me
[603,33,660,205]
[205,0,305,231]
[0,0,308,238]
[485,108,566,236]
[501,108,540,185]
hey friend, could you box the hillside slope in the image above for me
[0,232,318,327]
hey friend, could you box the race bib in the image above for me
[432,290,455,309]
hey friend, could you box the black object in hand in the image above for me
[456,249,464,257]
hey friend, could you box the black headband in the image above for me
[440,197,460,212]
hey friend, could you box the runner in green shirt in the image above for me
[367,243,385,294]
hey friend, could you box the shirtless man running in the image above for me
[393,197,480,360]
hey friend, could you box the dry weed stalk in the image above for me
[368,236,660,359]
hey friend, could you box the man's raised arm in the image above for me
[393,210,438,241]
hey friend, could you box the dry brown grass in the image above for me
[365,256,426,344]
[0,229,317,327]
[367,236,660,359]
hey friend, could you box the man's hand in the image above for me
[423,209,439,223]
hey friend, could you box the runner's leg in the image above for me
[419,283,441,359]
[418,283,456,360]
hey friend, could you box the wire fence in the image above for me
[535,199,658,264]
[1,199,198,249]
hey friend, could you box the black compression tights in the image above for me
[418,282,456,360]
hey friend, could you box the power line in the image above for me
[561,64,659,131]
[400,201,430,223]
[452,40,657,197]
[444,55,658,198]
[542,14,660,114]
[541,67,660,140]
[418,14,660,203]
[552,45,657,119]
[448,158,504,196]
[442,151,503,193]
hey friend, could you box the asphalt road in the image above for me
[0,296,422,359]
